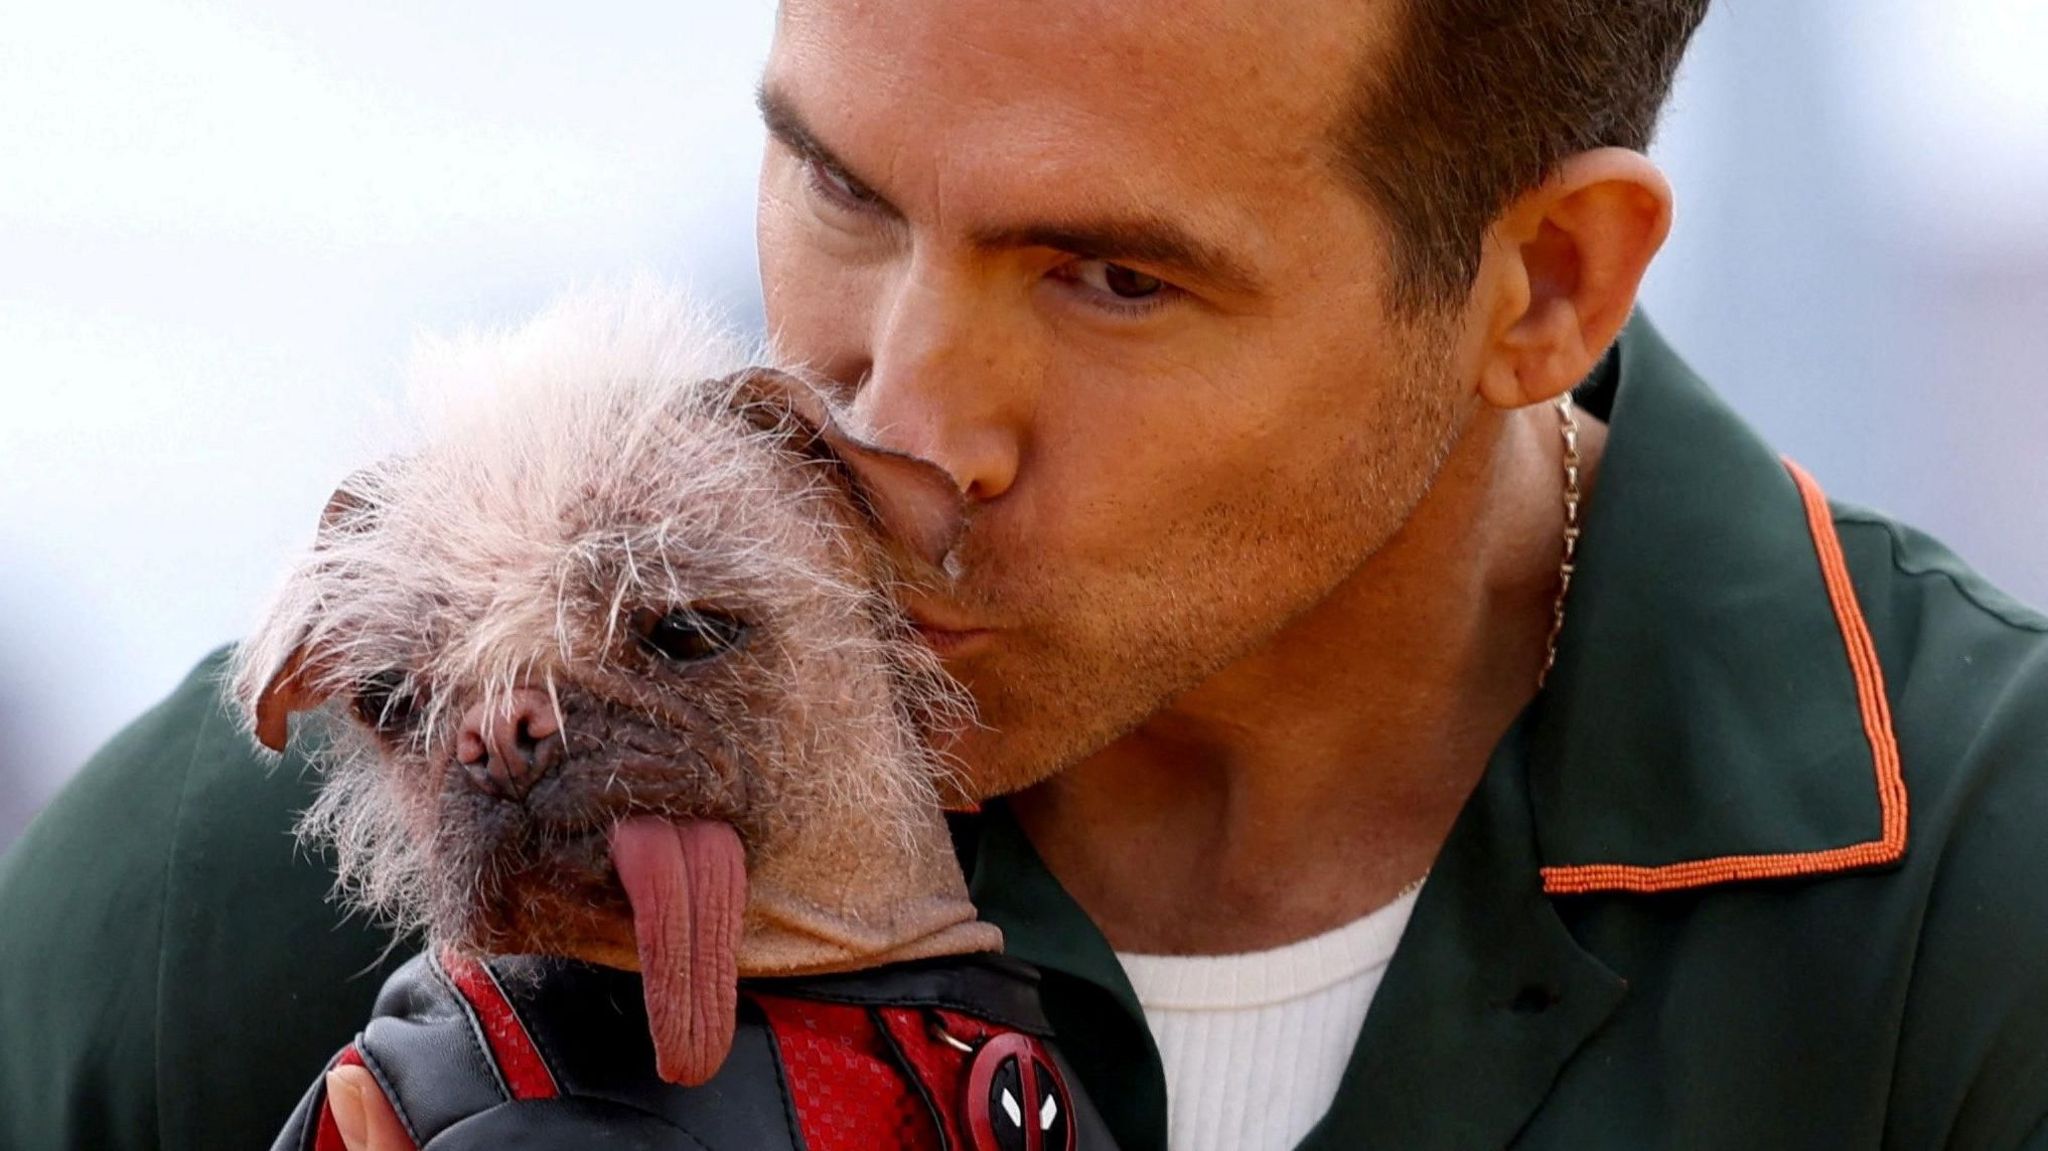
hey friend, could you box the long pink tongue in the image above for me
[610,817,747,1086]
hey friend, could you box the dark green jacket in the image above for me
[6,316,2048,1150]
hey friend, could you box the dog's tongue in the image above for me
[610,816,746,1086]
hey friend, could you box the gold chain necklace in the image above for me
[1389,394,1582,905]
[1537,391,1582,689]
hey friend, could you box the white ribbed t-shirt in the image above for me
[1115,885,1421,1151]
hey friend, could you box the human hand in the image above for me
[326,1065,412,1151]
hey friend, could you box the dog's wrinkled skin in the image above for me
[229,286,1001,1031]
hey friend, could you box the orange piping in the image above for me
[1540,459,1908,896]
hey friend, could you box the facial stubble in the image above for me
[939,322,1468,798]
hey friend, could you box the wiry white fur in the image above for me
[228,281,967,946]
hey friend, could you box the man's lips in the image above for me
[911,621,993,657]
[905,606,995,657]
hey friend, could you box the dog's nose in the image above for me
[454,688,566,802]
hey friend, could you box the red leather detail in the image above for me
[873,1006,1006,1140]
[437,951,561,1100]
[314,1045,418,1151]
[753,995,944,1150]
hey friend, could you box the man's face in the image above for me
[757,0,1470,797]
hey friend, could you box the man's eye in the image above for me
[1058,259,1181,314]
[631,605,750,665]
[801,156,881,214]
[1078,261,1165,299]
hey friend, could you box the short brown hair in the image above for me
[1336,0,1711,317]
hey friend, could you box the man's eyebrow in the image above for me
[756,82,1263,297]
[755,82,904,219]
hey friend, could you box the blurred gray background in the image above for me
[4,0,2045,849]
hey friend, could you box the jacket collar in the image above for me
[1529,313,1906,894]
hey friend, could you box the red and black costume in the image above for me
[272,950,1116,1150]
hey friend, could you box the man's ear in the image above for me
[1472,147,1674,410]
[724,369,965,570]
[248,476,382,750]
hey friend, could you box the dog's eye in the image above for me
[352,669,419,733]
[631,606,749,665]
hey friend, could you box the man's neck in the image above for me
[1010,401,1609,954]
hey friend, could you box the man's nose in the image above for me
[853,268,1028,504]
[454,687,565,802]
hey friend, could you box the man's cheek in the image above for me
[759,262,875,376]
[756,188,870,361]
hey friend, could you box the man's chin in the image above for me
[934,685,1148,804]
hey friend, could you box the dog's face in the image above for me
[232,296,966,963]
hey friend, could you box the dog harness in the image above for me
[272,950,1114,1150]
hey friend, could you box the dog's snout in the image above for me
[455,688,566,802]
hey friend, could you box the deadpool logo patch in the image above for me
[964,1032,1076,1151]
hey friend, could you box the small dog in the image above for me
[233,283,1009,1088]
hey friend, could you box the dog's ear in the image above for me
[724,369,965,571]
[251,642,324,752]
[315,476,380,537]
[810,426,967,573]
[725,366,836,442]
[249,474,384,750]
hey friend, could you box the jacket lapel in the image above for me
[1301,713,1627,1150]
[1528,316,1908,892]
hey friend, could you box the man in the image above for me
[6,0,2048,1148]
